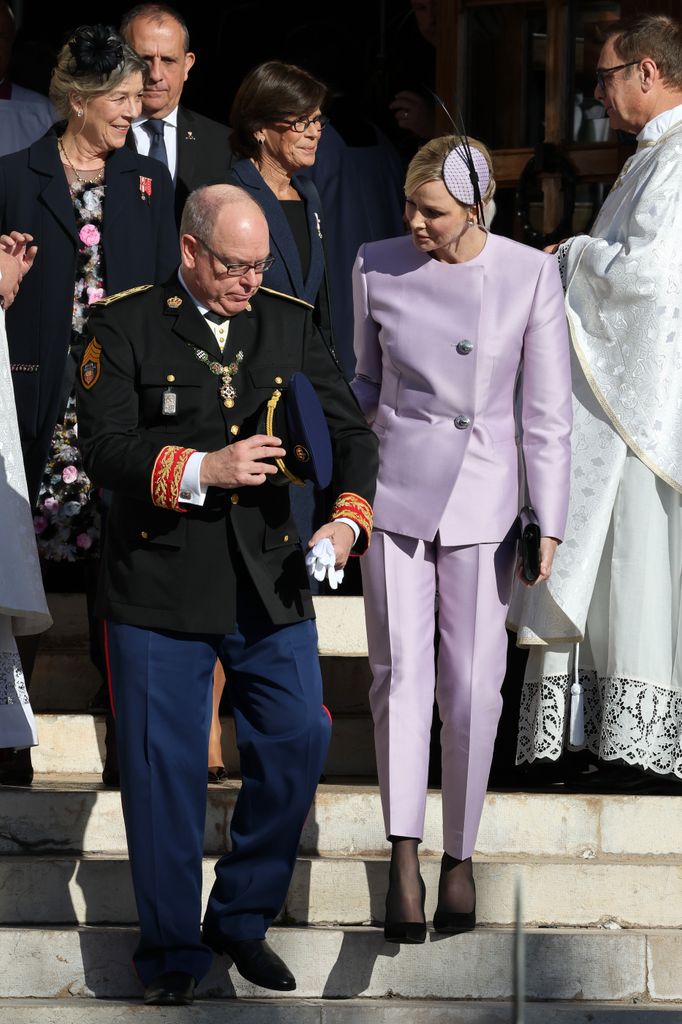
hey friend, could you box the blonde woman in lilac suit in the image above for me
[352,135,572,943]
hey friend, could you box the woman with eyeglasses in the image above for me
[206,62,335,780]
[229,60,338,572]
[229,61,333,354]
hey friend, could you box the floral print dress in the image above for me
[33,183,106,562]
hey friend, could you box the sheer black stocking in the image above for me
[437,853,475,913]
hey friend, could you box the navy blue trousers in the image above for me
[106,596,331,984]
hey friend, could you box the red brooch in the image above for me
[139,176,152,201]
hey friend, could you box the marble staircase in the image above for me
[1,594,681,1021]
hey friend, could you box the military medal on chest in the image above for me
[187,344,244,407]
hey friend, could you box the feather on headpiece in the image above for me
[430,92,490,226]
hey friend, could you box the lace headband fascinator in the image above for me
[431,93,491,226]
[68,25,124,79]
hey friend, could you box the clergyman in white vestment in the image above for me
[511,14,682,780]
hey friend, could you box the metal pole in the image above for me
[514,875,525,1024]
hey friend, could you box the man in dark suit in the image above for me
[121,3,232,224]
[76,184,377,1007]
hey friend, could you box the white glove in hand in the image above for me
[305,537,344,590]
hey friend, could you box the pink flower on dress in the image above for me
[43,497,60,512]
[62,465,79,484]
[76,533,93,550]
[87,286,105,304]
[79,224,101,246]
[33,515,48,534]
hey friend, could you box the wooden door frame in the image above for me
[434,0,629,236]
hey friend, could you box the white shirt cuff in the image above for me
[334,517,360,545]
[179,451,207,506]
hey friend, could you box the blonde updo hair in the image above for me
[49,24,148,120]
[405,134,496,209]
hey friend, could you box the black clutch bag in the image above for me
[518,505,541,583]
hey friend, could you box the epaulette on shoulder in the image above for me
[258,286,314,311]
[94,285,154,306]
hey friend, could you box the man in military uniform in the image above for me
[76,184,377,1006]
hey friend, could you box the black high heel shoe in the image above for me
[433,901,476,934]
[433,855,476,934]
[384,873,427,944]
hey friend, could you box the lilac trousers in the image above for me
[361,530,515,859]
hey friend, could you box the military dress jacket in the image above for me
[0,129,179,503]
[76,277,378,636]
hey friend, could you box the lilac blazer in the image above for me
[351,232,572,545]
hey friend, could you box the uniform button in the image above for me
[274,376,283,385]
[140,530,149,540]
[230,424,240,436]
[454,415,471,430]
[283,534,289,542]
[456,339,474,355]
[230,494,239,505]
[166,373,176,382]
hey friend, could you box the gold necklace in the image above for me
[58,137,105,187]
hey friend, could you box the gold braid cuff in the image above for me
[330,492,373,550]
[151,445,197,511]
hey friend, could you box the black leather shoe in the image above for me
[101,765,120,787]
[143,970,196,1005]
[207,766,229,784]
[0,747,33,786]
[203,932,296,991]
[383,873,427,944]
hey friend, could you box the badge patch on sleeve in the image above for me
[80,338,102,389]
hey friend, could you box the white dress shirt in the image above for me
[132,105,179,181]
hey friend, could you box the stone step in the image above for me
[39,594,368,654]
[2,852,682,929]
[0,925,679,1001]
[0,999,679,1022]
[31,654,373,715]
[32,593,372,712]
[30,713,376,776]
[1,779,677,860]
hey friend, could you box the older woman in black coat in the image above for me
[0,24,178,784]
[1,24,178,505]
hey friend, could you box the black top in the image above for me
[280,200,311,278]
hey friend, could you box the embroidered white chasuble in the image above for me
[511,108,682,776]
